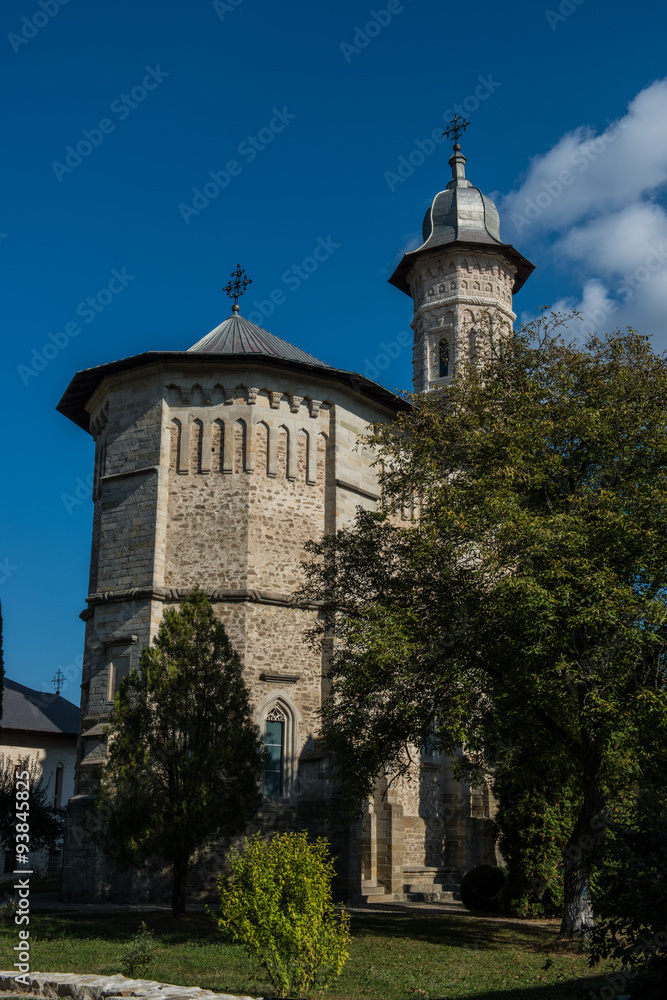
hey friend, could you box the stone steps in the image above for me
[360,878,391,904]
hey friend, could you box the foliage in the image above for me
[494,739,580,918]
[97,588,265,916]
[119,921,156,978]
[459,864,507,912]
[0,894,18,925]
[0,908,618,999]
[216,831,351,998]
[0,753,63,851]
[589,788,667,998]
[297,317,667,936]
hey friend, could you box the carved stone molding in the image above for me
[82,586,320,616]
[260,672,300,684]
[269,391,283,409]
[289,395,303,413]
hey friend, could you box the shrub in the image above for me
[493,742,580,918]
[216,831,350,998]
[119,921,156,978]
[460,864,507,912]
[589,791,667,999]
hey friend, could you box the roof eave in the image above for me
[57,351,410,432]
[389,240,535,297]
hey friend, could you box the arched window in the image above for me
[264,706,286,797]
[438,338,449,378]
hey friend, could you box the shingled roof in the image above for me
[1,678,79,736]
[188,312,330,367]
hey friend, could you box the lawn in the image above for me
[0,909,618,1000]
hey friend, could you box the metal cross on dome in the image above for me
[443,113,470,149]
[224,264,252,313]
[52,668,65,696]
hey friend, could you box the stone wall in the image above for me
[409,250,517,392]
[61,357,397,904]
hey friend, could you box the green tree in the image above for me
[97,588,264,916]
[299,318,667,937]
[0,754,63,852]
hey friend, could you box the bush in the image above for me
[493,742,580,918]
[216,831,350,998]
[119,921,156,978]
[589,791,667,999]
[460,865,507,912]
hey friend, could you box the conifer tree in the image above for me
[97,589,264,916]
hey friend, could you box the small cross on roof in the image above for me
[443,113,470,149]
[223,264,252,313]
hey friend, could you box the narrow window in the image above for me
[47,847,61,875]
[54,764,64,808]
[264,707,286,797]
[108,655,130,702]
[438,338,449,378]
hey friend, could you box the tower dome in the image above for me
[390,143,533,297]
[421,151,502,247]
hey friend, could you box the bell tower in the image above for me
[390,119,534,392]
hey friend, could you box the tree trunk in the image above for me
[172,855,188,917]
[560,757,606,938]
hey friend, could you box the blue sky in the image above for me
[3,0,667,700]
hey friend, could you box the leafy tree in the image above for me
[97,588,265,916]
[299,318,667,937]
[0,754,63,853]
[216,831,350,998]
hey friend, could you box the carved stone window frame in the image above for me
[257,692,301,800]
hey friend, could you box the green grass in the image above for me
[0,910,618,999]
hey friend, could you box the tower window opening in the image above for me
[438,338,450,378]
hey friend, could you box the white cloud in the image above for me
[503,78,667,344]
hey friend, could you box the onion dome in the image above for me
[389,144,534,295]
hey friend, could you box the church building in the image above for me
[58,131,533,904]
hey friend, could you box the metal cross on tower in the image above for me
[443,113,470,149]
[223,264,252,313]
[52,668,65,696]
